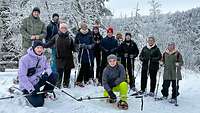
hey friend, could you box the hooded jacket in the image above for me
[18,48,52,93]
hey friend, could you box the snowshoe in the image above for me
[169,98,176,104]
[117,100,128,110]
[155,96,167,101]
[76,82,85,87]
[147,92,155,97]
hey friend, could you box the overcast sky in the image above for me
[105,0,200,18]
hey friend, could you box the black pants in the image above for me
[25,72,57,107]
[57,67,71,87]
[141,69,158,92]
[161,80,180,99]
[77,63,94,83]
[95,51,101,82]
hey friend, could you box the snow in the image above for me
[0,68,199,113]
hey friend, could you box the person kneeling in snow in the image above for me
[102,54,128,109]
[18,40,58,107]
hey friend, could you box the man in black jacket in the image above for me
[139,36,162,96]
[45,13,60,73]
[117,33,139,91]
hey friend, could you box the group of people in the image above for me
[17,7,184,108]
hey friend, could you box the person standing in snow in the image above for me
[99,27,118,85]
[18,40,57,107]
[45,23,76,88]
[139,36,162,96]
[117,33,139,91]
[20,7,46,54]
[45,13,60,73]
[75,22,95,87]
[92,25,103,85]
[102,54,128,109]
[160,42,183,101]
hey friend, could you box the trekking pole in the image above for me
[74,49,84,88]
[175,65,179,106]
[128,55,137,93]
[1,90,48,100]
[135,95,144,111]
[45,81,80,101]
[77,96,108,101]
[154,65,163,100]
[124,53,129,83]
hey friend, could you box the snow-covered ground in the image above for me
[0,68,199,113]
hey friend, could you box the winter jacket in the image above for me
[162,50,183,80]
[139,44,162,71]
[20,15,46,49]
[18,48,52,93]
[100,36,118,56]
[46,31,75,69]
[92,32,103,53]
[102,64,126,92]
[117,40,139,63]
[46,21,59,43]
[75,29,94,64]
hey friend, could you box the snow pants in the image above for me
[25,72,57,107]
[161,80,180,99]
[104,82,128,102]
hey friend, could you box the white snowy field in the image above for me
[0,68,199,113]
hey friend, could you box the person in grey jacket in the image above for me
[102,54,128,108]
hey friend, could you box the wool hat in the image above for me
[32,7,40,13]
[52,13,59,18]
[107,27,113,33]
[32,40,44,49]
[125,32,132,37]
[107,54,117,61]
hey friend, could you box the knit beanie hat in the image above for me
[32,7,40,13]
[32,40,44,49]
[52,13,59,18]
[125,32,132,37]
[107,54,117,61]
[107,27,113,33]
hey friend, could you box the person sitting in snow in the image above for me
[18,40,57,107]
[102,54,128,109]
[160,42,183,102]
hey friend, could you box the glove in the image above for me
[124,53,128,58]
[86,45,92,49]
[79,44,86,49]
[22,89,37,95]
[22,89,29,94]
[108,91,117,99]
[108,81,116,88]
[159,61,164,66]
[175,62,179,67]
[129,54,134,59]
[41,72,49,82]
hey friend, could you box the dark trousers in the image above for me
[57,67,71,87]
[95,51,101,82]
[161,80,180,99]
[77,62,94,83]
[141,69,158,92]
[25,72,57,107]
